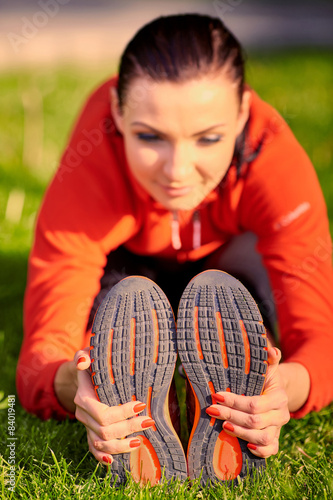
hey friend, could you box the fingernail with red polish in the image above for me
[206,407,220,417]
[224,422,235,433]
[247,443,257,451]
[214,394,225,403]
[141,418,155,429]
[133,402,146,413]
[129,438,141,449]
[102,455,112,464]
[77,357,86,365]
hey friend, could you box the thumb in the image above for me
[263,346,282,393]
[267,345,281,366]
[74,347,91,371]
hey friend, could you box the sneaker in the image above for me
[90,276,187,485]
[177,270,268,485]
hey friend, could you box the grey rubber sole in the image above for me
[90,276,187,485]
[177,270,268,486]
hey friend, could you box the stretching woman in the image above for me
[17,13,333,486]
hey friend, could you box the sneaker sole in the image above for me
[177,270,268,485]
[90,276,187,485]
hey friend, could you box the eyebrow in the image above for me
[130,121,227,137]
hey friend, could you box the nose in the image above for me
[162,142,194,182]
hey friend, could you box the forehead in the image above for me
[123,74,240,127]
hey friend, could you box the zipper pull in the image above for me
[193,211,201,249]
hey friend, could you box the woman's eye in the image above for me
[137,133,160,142]
[198,135,223,145]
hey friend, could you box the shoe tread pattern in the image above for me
[90,277,187,485]
[177,271,267,485]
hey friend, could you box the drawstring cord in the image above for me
[171,212,182,250]
[192,211,201,249]
[170,211,201,250]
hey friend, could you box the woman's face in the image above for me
[112,73,250,211]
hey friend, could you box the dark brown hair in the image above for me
[117,13,245,107]
[117,14,263,176]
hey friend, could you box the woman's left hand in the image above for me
[206,346,290,458]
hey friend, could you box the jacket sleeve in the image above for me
[16,80,138,420]
[239,109,333,418]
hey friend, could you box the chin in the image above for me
[162,196,203,212]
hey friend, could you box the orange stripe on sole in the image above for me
[209,418,216,427]
[130,318,136,376]
[93,385,100,401]
[130,435,161,485]
[216,311,228,368]
[208,381,216,427]
[147,387,156,431]
[239,320,251,375]
[260,326,268,386]
[194,306,204,360]
[213,430,243,481]
[151,309,159,363]
[185,374,201,461]
[107,328,115,384]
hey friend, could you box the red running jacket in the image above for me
[17,77,333,420]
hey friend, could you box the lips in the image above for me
[160,184,193,197]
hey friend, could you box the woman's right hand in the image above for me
[73,349,155,465]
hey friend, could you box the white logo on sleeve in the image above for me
[274,202,311,231]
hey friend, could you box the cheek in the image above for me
[200,141,235,180]
[125,142,160,177]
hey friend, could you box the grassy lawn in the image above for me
[0,50,333,499]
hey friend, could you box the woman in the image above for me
[17,13,333,486]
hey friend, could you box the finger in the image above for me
[246,436,280,459]
[212,388,287,415]
[79,408,155,441]
[87,433,113,465]
[76,367,100,400]
[88,427,145,454]
[75,368,147,421]
[75,348,91,371]
[207,403,287,430]
[222,421,280,450]
[76,363,147,422]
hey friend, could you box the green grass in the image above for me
[1,50,333,499]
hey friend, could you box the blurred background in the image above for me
[0,5,333,498]
[0,0,332,398]
[1,0,333,68]
[0,4,332,494]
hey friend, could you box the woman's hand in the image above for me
[73,349,155,465]
[206,346,290,458]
